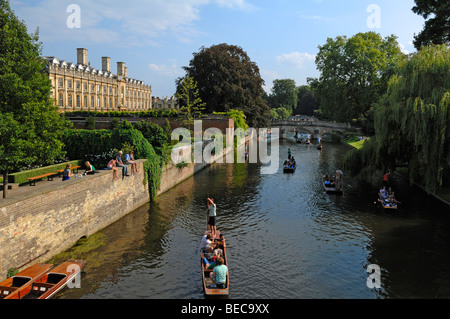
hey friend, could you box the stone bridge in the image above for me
[270,120,359,140]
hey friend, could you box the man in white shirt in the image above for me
[206,198,217,238]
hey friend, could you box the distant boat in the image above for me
[202,231,229,297]
[322,176,343,194]
[0,263,53,299]
[317,144,323,150]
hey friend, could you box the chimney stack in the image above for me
[117,62,125,76]
[124,66,128,78]
[102,56,111,72]
[77,48,87,65]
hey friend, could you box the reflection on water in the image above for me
[58,141,450,299]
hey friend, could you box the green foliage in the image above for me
[133,120,169,157]
[84,116,96,129]
[179,43,271,128]
[62,129,162,200]
[267,79,298,113]
[295,85,319,116]
[270,107,291,120]
[7,160,82,184]
[175,76,206,126]
[343,44,450,193]
[309,32,406,123]
[412,0,450,49]
[7,268,18,278]
[0,0,70,197]
[214,109,249,131]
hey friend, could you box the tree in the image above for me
[343,44,450,194]
[295,85,319,116]
[268,79,298,113]
[309,32,405,123]
[412,0,450,49]
[180,43,271,128]
[0,0,70,197]
[175,76,206,126]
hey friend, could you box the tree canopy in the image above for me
[309,32,405,123]
[412,0,450,49]
[267,79,298,113]
[0,0,70,197]
[178,43,271,128]
[343,44,450,194]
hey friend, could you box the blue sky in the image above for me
[10,0,425,98]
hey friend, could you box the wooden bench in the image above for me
[27,173,57,186]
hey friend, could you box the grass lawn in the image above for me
[343,135,369,150]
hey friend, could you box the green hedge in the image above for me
[62,129,162,200]
[8,160,83,184]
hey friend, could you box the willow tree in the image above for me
[344,44,450,193]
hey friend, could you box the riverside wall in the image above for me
[0,135,250,278]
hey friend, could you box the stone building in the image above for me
[43,48,152,112]
[151,96,179,109]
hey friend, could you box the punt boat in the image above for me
[4,259,85,299]
[0,263,53,299]
[202,231,229,297]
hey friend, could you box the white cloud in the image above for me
[275,52,316,68]
[11,0,255,46]
[149,63,184,78]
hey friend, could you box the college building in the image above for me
[43,48,153,112]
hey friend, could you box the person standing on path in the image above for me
[206,197,217,238]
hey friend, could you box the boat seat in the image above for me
[32,282,54,293]
[0,286,17,298]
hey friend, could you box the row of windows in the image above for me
[58,94,150,109]
[56,78,150,99]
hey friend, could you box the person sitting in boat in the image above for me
[210,257,227,289]
[201,233,214,252]
[291,157,296,168]
[324,175,331,186]
[329,176,336,188]
[379,187,386,199]
[283,160,289,169]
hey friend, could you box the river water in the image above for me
[58,140,450,299]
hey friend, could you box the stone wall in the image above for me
[0,160,149,278]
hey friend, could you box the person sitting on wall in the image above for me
[62,163,74,181]
[84,161,96,175]
[125,151,138,174]
[116,151,130,177]
[106,159,119,180]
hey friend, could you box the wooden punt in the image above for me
[0,263,53,299]
[283,162,296,174]
[202,231,229,297]
[323,176,343,194]
[317,144,323,150]
[5,259,85,299]
[379,199,398,210]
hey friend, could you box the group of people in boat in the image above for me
[324,169,343,190]
[283,157,296,170]
[378,186,399,208]
[201,198,228,289]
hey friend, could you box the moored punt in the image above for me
[0,263,53,299]
[4,260,85,299]
[202,231,229,297]
[380,200,398,210]
[322,176,343,194]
